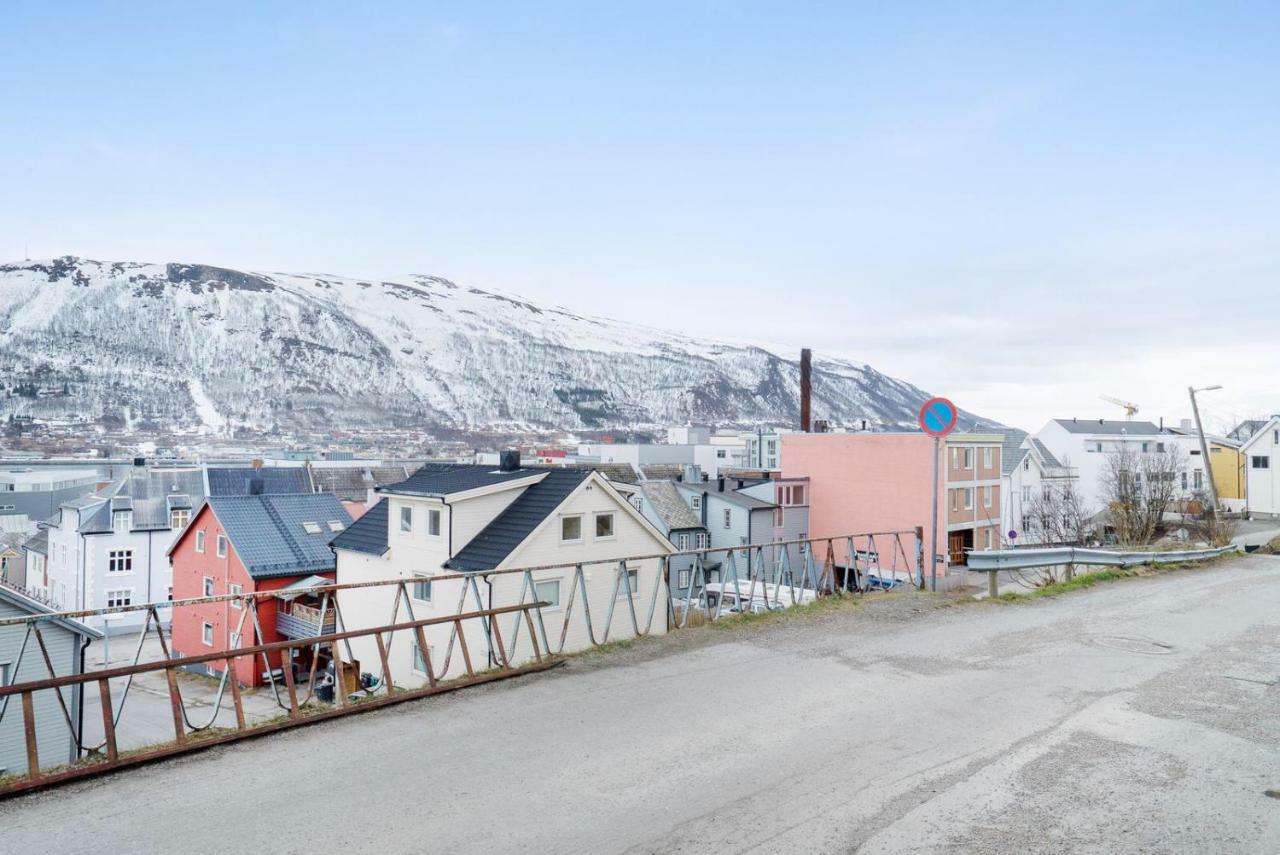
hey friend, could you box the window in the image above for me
[216,534,227,558]
[107,550,133,574]
[963,488,973,510]
[630,496,644,511]
[716,449,726,459]
[984,486,992,508]
[695,532,708,549]
[1042,485,1052,502]
[1181,471,1188,490]
[302,521,322,534]
[723,508,732,529]
[327,520,345,532]
[203,576,214,597]
[413,574,433,602]
[1141,442,1150,453]
[427,509,440,537]
[170,509,189,530]
[983,448,992,469]
[106,589,132,608]
[202,622,214,646]
[1021,486,1032,503]
[229,631,242,647]
[1193,470,1203,489]
[595,513,614,539]
[400,506,413,533]
[113,511,130,532]
[167,586,173,602]
[690,495,701,511]
[962,448,973,469]
[533,579,561,608]
[983,530,992,550]
[617,567,639,597]
[1252,456,1270,469]
[195,530,205,553]
[560,515,582,542]
[677,569,691,589]
[951,490,959,512]
[1095,442,1103,453]
[0,662,9,686]
[1023,458,1030,471]
[230,583,243,608]
[1157,442,1166,453]
[412,642,432,676]
[676,533,690,550]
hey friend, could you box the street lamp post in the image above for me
[1188,384,1222,516]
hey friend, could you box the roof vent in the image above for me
[499,450,520,472]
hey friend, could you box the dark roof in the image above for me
[1052,419,1162,436]
[445,470,588,571]
[527,461,639,485]
[308,465,417,501]
[639,464,687,481]
[330,498,390,556]
[639,480,702,531]
[383,463,539,497]
[77,466,207,533]
[676,482,775,510]
[1227,419,1269,443]
[22,527,48,555]
[204,493,351,580]
[207,466,313,496]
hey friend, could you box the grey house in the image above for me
[674,478,777,576]
[633,481,709,595]
[0,583,100,778]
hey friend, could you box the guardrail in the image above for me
[966,543,1241,596]
[0,529,922,797]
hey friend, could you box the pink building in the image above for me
[782,432,1002,588]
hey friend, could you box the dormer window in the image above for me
[113,511,131,532]
[302,521,322,534]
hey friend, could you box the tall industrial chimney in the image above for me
[799,348,812,432]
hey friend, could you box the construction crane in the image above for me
[1099,395,1140,420]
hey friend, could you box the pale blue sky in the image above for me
[2,2,1277,430]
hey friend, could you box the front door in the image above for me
[948,531,967,566]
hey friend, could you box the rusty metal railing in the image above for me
[0,529,922,797]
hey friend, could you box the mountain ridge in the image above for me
[0,256,995,434]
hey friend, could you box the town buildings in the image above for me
[995,429,1079,545]
[332,462,674,686]
[168,492,352,686]
[1241,417,1280,518]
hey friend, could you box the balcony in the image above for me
[276,601,336,640]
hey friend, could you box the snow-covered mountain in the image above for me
[0,257,992,434]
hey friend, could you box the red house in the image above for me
[168,493,352,686]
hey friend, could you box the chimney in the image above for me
[499,449,520,472]
[249,475,264,495]
[800,348,812,433]
[251,458,263,470]
[717,477,725,493]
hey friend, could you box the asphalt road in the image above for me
[3,556,1278,854]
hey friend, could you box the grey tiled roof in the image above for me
[445,470,588,571]
[1052,419,1162,435]
[308,465,417,501]
[674,482,776,510]
[995,429,1029,476]
[639,464,686,481]
[77,466,209,533]
[639,480,702,531]
[1029,438,1064,468]
[207,466,312,496]
[206,493,351,580]
[330,498,390,556]
[22,527,48,555]
[383,463,538,497]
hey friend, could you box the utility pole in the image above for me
[1188,385,1222,516]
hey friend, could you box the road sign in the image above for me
[918,397,958,438]
[1008,530,1018,542]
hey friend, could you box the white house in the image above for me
[1241,416,1280,517]
[1033,419,1207,513]
[995,429,1080,544]
[332,462,675,687]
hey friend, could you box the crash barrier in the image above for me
[965,543,1241,597]
[0,529,922,796]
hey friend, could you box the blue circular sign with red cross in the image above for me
[918,397,958,437]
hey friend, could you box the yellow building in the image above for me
[1207,440,1245,500]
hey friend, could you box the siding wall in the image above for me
[0,600,83,776]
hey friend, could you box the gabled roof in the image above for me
[445,470,588,571]
[21,527,47,554]
[75,467,209,533]
[639,480,702,531]
[0,581,101,639]
[307,465,418,501]
[207,466,313,496]
[639,464,687,481]
[674,482,776,510]
[382,463,538,497]
[994,429,1029,476]
[329,497,390,556]
[1029,438,1064,468]
[197,493,351,580]
[1052,419,1162,436]
[1240,417,1280,453]
[1227,418,1269,443]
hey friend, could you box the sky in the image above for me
[1,2,1277,432]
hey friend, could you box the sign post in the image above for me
[918,397,959,592]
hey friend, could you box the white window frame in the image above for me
[229,583,243,608]
[201,622,214,646]
[195,529,206,553]
[690,495,701,511]
[984,486,992,508]
[203,576,214,597]
[723,508,732,529]
[616,567,640,598]
[983,448,992,469]
[983,529,992,550]
[216,534,227,558]
[107,549,133,574]
[963,488,973,510]
[412,574,433,602]
[560,515,583,544]
[427,509,441,537]
[105,589,132,609]
[676,533,690,550]
[412,642,433,676]
[677,569,692,589]
[170,509,189,530]
[533,578,561,609]
[594,512,615,540]
[399,506,413,534]
[0,661,9,687]
[696,532,708,549]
